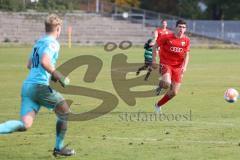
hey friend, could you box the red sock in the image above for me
[157,94,171,107]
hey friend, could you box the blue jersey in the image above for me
[24,35,60,85]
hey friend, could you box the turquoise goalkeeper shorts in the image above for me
[20,83,65,116]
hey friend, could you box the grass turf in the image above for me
[0,46,240,159]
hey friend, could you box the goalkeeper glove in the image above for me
[51,70,70,87]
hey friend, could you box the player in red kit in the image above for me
[151,20,171,70]
[154,19,171,41]
[153,19,190,113]
[151,19,172,56]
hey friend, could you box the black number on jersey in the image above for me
[32,47,39,68]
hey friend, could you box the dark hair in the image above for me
[144,39,152,49]
[161,19,167,23]
[176,19,187,27]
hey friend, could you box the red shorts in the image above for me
[159,64,183,83]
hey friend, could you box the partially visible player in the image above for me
[136,38,153,81]
[0,14,75,157]
[152,19,171,45]
[153,19,190,113]
[151,19,172,69]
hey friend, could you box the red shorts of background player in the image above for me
[159,63,183,83]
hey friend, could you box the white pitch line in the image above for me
[164,138,236,145]
[177,121,235,127]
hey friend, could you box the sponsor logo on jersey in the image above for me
[170,47,183,53]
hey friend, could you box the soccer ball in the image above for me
[224,88,239,103]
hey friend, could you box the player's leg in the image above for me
[21,111,36,129]
[54,101,69,151]
[155,74,171,94]
[36,85,75,156]
[155,66,183,111]
[20,84,40,129]
[0,120,25,134]
[144,62,153,81]
[53,101,75,156]
[154,73,171,113]
[167,66,183,99]
[144,67,152,81]
[136,63,148,75]
[0,103,37,134]
[0,84,39,134]
[168,82,181,98]
[155,64,171,95]
[156,82,181,108]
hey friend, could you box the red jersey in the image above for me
[156,28,171,41]
[157,33,190,67]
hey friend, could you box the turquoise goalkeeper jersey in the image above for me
[24,35,60,85]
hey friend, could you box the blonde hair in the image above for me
[45,14,62,32]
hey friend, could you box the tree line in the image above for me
[0,0,239,20]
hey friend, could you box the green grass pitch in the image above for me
[0,46,240,159]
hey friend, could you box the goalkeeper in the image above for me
[136,38,154,81]
[0,14,75,157]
